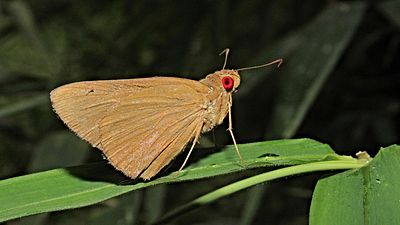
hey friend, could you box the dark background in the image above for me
[0,0,399,224]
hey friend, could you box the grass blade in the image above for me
[0,138,341,222]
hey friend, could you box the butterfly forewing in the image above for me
[100,95,205,178]
[50,77,209,179]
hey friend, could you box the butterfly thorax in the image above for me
[199,69,240,133]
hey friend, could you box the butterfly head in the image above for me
[218,70,241,93]
[201,69,240,93]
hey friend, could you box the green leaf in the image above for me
[310,145,400,225]
[0,138,343,222]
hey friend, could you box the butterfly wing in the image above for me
[50,77,209,179]
[140,114,203,179]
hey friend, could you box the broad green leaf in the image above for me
[0,138,343,222]
[310,145,400,225]
[310,168,365,225]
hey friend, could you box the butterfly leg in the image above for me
[176,125,202,176]
[227,94,244,164]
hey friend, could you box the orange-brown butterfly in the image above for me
[50,49,282,180]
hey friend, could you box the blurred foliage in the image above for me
[0,0,399,225]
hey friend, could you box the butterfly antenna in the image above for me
[219,48,230,70]
[236,58,283,72]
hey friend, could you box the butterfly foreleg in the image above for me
[227,94,244,164]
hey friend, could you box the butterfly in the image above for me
[50,49,282,180]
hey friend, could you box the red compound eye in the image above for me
[221,76,234,92]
